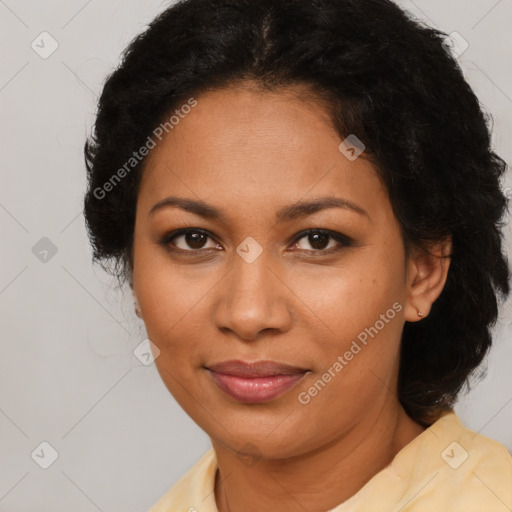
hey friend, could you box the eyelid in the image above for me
[159,228,221,252]
[287,228,353,255]
[290,228,353,246]
[159,227,353,255]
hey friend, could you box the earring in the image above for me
[417,309,424,318]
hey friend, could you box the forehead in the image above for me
[137,85,388,220]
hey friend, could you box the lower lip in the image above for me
[207,370,307,403]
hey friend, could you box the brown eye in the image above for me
[289,229,353,254]
[160,229,220,252]
[306,232,330,250]
[183,231,208,249]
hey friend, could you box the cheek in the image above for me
[289,251,405,335]
[133,243,195,353]
[289,248,406,390]
[133,235,209,322]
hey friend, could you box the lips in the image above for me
[205,360,308,403]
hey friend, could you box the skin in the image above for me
[131,82,452,512]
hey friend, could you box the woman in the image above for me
[83,0,512,510]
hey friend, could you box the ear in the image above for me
[129,272,143,319]
[132,289,143,319]
[404,237,452,322]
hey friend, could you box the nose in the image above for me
[213,251,293,341]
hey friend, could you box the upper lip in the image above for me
[206,360,308,377]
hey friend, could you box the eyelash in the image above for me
[158,228,353,257]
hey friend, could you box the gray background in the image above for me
[1,1,511,511]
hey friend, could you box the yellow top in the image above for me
[149,412,512,512]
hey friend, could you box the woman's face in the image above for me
[132,84,420,459]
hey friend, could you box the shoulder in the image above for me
[334,412,512,512]
[432,411,512,474]
[401,412,512,511]
[148,449,218,512]
[448,413,512,501]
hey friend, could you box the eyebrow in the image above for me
[148,195,369,221]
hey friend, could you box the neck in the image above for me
[213,401,424,512]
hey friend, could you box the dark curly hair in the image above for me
[83,0,510,427]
